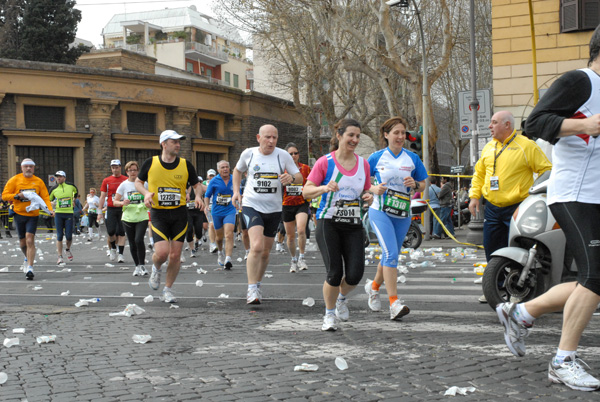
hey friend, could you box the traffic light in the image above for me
[407,126,423,157]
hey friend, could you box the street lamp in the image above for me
[386,0,431,238]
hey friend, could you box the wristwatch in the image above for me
[414,182,420,190]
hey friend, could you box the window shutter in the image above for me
[582,0,600,30]
[561,0,580,32]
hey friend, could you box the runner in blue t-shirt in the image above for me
[204,161,237,270]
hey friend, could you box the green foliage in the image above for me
[0,0,90,64]
[172,30,189,40]
[154,30,167,41]
[126,33,142,45]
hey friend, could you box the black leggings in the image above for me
[122,220,149,266]
[186,210,204,243]
[550,202,600,295]
[88,213,99,228]
[315,219,365,287]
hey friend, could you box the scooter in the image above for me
[481,171,577,309]
[362,198,426,249]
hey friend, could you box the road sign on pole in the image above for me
[450,165,465,174]
[458,89,492,139]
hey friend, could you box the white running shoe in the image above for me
[224,259,233,270]
[162,288,178,303]
[180,255,186,263]
[297,258,308,271]
[364,279,381,312]
[217,251,225,266]
[335,298,349,321]
[66,250,74,262]
[321,314,338,331]
[149,269,161,290]
[548,355,600,391]
[246,287,261,305]
[139,265,148,276]
[289,260,297,273]
[190,249,196,258]
[244,250,249,260]
[390,300,410,320]
[57,255,64,266]
[109,249,117,261]
[117,254,125,263]
[210,243,218,253]
[496,302,532,357]
[133,266,141,277]
[25,266,34,280]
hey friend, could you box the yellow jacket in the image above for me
[469,130,552,207]
[2,174,52,217]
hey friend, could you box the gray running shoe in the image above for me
[548,355,600,391]
[390,300,410,320]
[162,288,178,303]
[149,269,161,290]
[364,279,381,312]
[496,302,531,357]
[335,298,349,321]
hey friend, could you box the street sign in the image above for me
[458,89,492,139]
[451,165,465,174]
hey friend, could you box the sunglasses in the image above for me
[289,152,299,155]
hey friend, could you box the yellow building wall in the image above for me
[492,0,594,121]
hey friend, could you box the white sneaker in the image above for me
[244,250,249,260]
[133,266,141,276]
[297,258,308,271]
[548,355,600,391]
[246,287,261,305]
[190,249,196,258]
[335,298,349,321]
[364,279,381,312]
[217,251,225,266]
[390,300,410,320]
[25,266,34,280]
[57,255,64,266]
[496,302,532,357]
[162,288,178,303]
[321,314,338,331]
[117,254,125,263]
[109,249,117,261]
[224,259,233,270]
[149,269,161,290]
[139,265,148,276]
[289,260,297,273]
[180,255,186,263]
[210,243,218,253]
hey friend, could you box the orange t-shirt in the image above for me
[1,174,52,217]
[282,163,311,206]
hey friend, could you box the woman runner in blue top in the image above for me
[364,116,428,320]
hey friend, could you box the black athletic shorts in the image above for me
[282,202,310,223]
[242,206,281,238]
[106,207,125,237]
[150,206,188,243]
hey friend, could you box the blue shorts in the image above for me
[369,208,411,268]
[14,213,39,239]
[55,212,73,242]
[212,212,237,230]
[242,207,281,238]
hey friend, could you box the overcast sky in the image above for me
[75,0,216,47]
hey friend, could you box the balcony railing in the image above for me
[125,44,146,54]
[185,42,228,63]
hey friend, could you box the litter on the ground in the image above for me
[302,297,315,307]
[132,335,152,344]
[335,357,348,371]
[3,338,19,348]
[36,335,57,344]
[294,363,319,372]
[109,304,145,317]
[444,386,476,396]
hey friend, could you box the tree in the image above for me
[0,0,89,64]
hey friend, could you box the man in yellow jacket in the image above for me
[1,158,53,280]
[469,111,552,263]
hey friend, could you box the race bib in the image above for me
[58,197,72,209]
[286,184,303,196]
[333,199,361,226]
[216,194,231,206]
[253,172,278,194]
[127,191,144,204]
[187,201,196,209]
[157,187,181,207]
[382,189,410,217]
[88,208,97,214]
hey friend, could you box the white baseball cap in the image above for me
[207,169,217,177]
[160,130,186,144]
[55,171,66,177]
[110,159,121,166]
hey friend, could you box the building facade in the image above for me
[0,56,306,194]
[492,0,598,124]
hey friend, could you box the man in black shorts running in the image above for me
[136,130,203,303]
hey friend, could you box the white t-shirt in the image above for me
[235,147,299,213]
[86,195,100,214]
